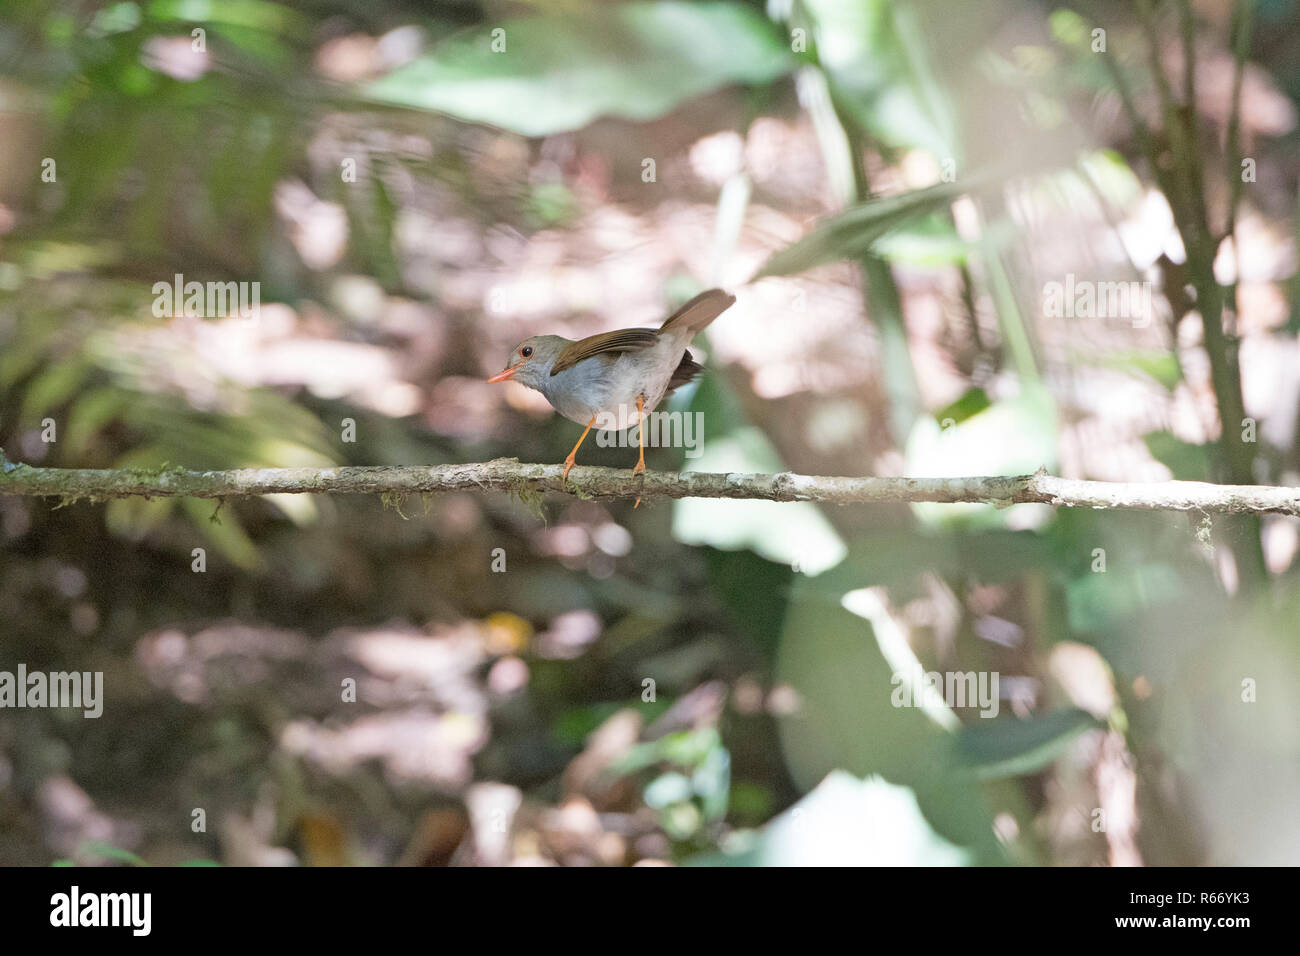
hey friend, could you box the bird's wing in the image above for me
[549,328,659,376]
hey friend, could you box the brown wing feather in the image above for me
[549,328,659,376]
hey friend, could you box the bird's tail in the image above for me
[658,288,735,337]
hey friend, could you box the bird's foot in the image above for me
[632,460,646,508]
[562,457,577,483]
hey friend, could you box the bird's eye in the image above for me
[521,346,533,358]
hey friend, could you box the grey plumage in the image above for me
[492,290,734,433]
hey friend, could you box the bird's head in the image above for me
[486,335,568,390]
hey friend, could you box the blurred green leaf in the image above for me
[525,183,578,228]
[344,165,401,287]
[660,727,720,766]
[957,708,1102,780]
[814,528,1054,604]
[88,2,141,37]
[105,495,174,538]
[148,0,305,33]
[552,699,667,748]
[703,546,792,661]
[869,215,1014,266]
[693,743,731,822]
[182,495,262,570]
[18,356,90,427]
[363,2,794,136]
[934,386,992,427]
[1090,349,1183,391]
[644,771,692,809]
[661,802,702,840]
[754,175,989,279]
[65,387,130,458]
[79,840,149,866]
[1067,561,1186,637]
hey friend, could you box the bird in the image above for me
[487,289,736,499]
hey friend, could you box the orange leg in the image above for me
[563,415,596,482]
[633,395,646,508]
[633,395,647,476]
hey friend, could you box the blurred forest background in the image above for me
[1,0,1299,866]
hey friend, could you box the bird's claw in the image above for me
[632,461,646,508]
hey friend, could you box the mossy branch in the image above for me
[2,459,1300,516]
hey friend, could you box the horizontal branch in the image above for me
[1,459,1299,515]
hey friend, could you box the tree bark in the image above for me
[3,460,1300,515]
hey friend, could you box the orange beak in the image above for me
[486,361,524,384]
